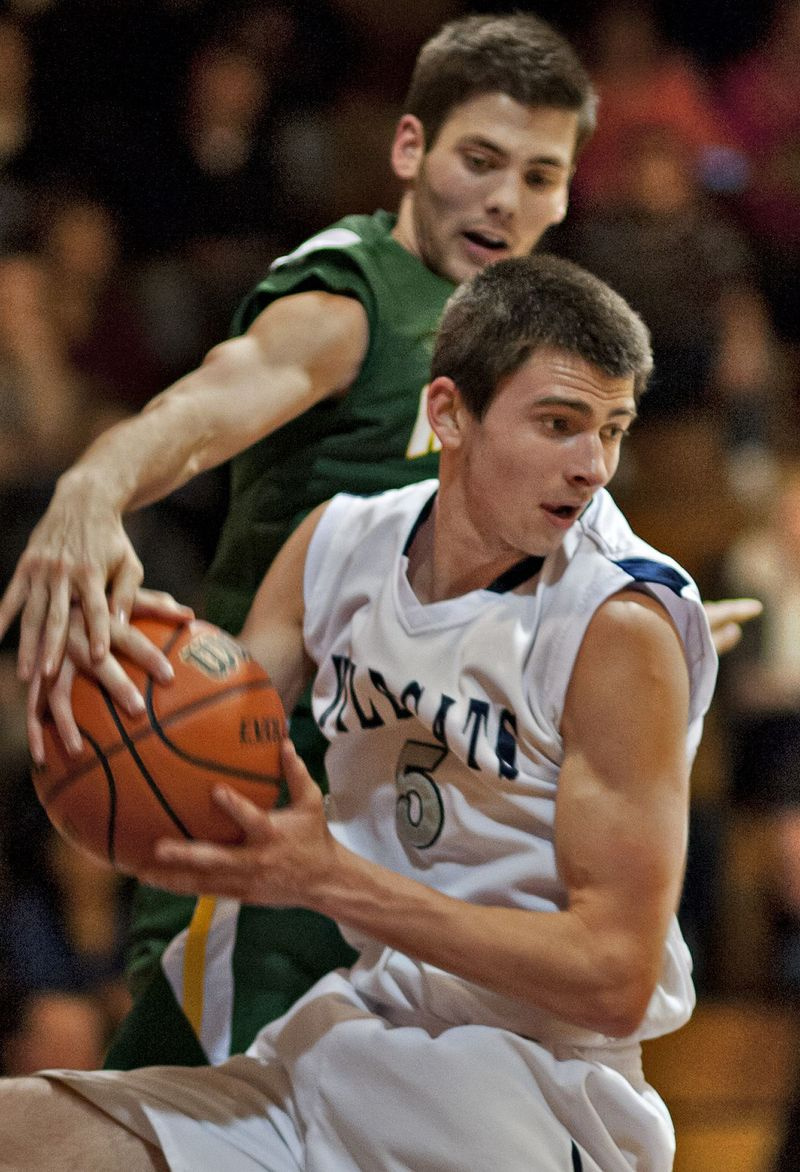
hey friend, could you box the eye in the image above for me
[601,424,631,442]
[463,150,493,173]
[525,168,563,190]
[542,416,572,435]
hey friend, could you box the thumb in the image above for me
[280,737,318,806]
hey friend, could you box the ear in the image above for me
[427,376,467,450]
[390,114,426,183]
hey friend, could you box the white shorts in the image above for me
[45,973,675,1172]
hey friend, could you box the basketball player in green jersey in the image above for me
[1,13,758,1068]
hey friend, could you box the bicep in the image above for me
[143,291,370,473]
[239,504,329,714]
[556,591,691,970]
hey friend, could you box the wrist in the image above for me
[55,463,127,515]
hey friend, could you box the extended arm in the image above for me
[0,291,368,679]
[142,587,692,1037]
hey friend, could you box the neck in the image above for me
[407,495,538,603]
[391,191,418,259]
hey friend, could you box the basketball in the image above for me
[32,617,285,874]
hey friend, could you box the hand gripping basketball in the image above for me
[32,617,285,874]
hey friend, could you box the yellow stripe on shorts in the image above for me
[183,895,217,1036]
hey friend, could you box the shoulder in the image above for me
[531,491,716,731]
[562,588,691,753]
[231,214,389,335]
[580,588,686,671]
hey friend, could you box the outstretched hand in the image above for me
[138,740,339,908]
[0,492,144,682]
[703,597,763,655]
[27,588,194,766]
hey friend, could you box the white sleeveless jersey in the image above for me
[304,479,717,1050]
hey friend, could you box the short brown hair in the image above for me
[404,13,596,156]
[431,253,653,418]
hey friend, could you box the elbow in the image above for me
[590,983,653,1039]
[579,952,659,1038]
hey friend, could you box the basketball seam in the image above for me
[144,677,284,784]
[38,679,283,795]
[98,685,195,840]
[76,726,119,865]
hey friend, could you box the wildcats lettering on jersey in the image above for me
[317,653,518,780]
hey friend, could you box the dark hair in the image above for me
[431,253,653,418]
[404,13,597,155]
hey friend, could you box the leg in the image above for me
[0,1077,169,1172]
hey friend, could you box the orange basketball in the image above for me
[32,617,285,874]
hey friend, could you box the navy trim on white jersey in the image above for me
[613,558,690,596]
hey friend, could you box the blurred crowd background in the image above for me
[0,0,799,1099]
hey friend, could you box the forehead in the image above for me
[434,91,579,160]
[491,347,637,415]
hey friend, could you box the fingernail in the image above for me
[127,692,146,715]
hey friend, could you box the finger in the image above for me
[79,567,115,663]
[47,658,85,757]
[705,597,763,624]
[153,836,243,869]
[16,581,50,681]
[280,738,318,806]
[211,784,274,839]
[130,588,195,622]
[711,622,743,656]
[63,618,148,717]
[0,572,27,643]
[109,619,175,686]
[39,574,73,679]
[26,670,46,766]
[91,652,147,718]
[108,554,145,628]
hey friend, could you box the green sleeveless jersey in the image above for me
[204,210,455,634]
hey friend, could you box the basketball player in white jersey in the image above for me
[0,254,717,1171]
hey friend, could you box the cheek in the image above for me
[426,158,481,215]
[519,189,569,242]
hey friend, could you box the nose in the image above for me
[486,169,524,221]
[569,433,612,488]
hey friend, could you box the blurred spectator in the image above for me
[0,12,41,250]
[716,0,800,362]
[553,123,782,501]
[127,14,307,375]
[720,466,800,996]
[0,650,131,1074]
[33,188,166,412]
[0,250,85,481]
[0,240,211,617]
[0,763,132,1073]
[570,0,739,211]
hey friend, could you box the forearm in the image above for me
[51,354,260,515]
[50,292,368,516]
[311,842,659,1037]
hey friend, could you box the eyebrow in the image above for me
[536,395,638,420]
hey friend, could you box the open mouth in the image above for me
[463,230,507,252]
